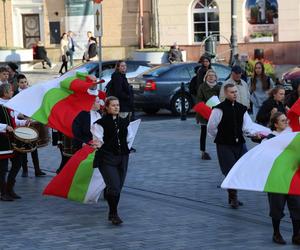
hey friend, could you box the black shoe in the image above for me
[42,66,47,69]
[273,233,286,245]
[110,214,123,225]
[21,171,28,177]
[8,191,21,199]
[292,234,300,245]
[0,194,14,201]
[130,147,136,153]
[201,152,211,160]
[35,171,46,177]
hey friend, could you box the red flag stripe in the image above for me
[288,167,300,195]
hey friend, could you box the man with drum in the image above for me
[0,83,29,201]
[15,74,46,177]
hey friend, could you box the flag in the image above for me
[221,132,300,195]
[287,99,300,132]
[43,119,141,204]
[5,72,105,138]
[193,102,212,120]
[206,95,220,108]
[43,145,105,203]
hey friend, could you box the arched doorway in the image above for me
[192,0,220,43]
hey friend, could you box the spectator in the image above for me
[196,69,220,160]
[220,65,250,109]
[86,37,98,61]
[0,67,9,85]
[83,31,93,62]
[58,33,68,75]
[168,42,183,63]
[67,31,75,68]
[108,60,134,120]
[285,83,300,108]
[248,61,274,117]
[256,86,286,126]
[6,62,19,94]
[36,41,52,69]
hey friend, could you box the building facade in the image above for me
[0,0,300,63]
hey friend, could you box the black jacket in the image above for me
[110,71,134,112]
[36,46,47,60]
[0,105,15,158]
[256,98,286,126]
[72,111,93,150]
[88,43,97,58]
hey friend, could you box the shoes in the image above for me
[201,152,211,160]
[130,147,136,153]
[35,171,46,177]
[0,194,14,201]
[8,190,21,199]
[272,233,286,245]
[21,171,28,177]
[42,66,47,69]
[292,234,300,245]
[110,214,123,225]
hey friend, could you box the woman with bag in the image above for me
[58,33,68,75]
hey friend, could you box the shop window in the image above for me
[192,0,219,43]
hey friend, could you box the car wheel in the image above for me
[142,108,160,114]
[170,93,192,115]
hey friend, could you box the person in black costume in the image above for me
[92,96,131,225]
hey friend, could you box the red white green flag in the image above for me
[221,132,300,195]
[5,72,104,138]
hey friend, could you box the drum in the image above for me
[30,122,50,148]
[62,135,77,157]
[12,127,39,153]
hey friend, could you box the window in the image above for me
[192,0,219,43]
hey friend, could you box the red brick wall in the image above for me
[181,41,300,65]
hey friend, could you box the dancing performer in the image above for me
[207,84,259,208]
[92,96,131,225]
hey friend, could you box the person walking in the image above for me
[207,84,259,209]
[91,96,131,225]
[264,112,300,245]
[256,86,286,126]
[58,33,69,75]
[36,41,52,69]
[219,65,251,109]
[196,69,220,160]
[167,42,183,63]
[67,31,75,68]
[248,61,274,117]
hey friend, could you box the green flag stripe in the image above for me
[264,134,300,193]
[31,89,71,124]
[67,151,95,202]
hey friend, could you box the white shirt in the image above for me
[207,107,271,138]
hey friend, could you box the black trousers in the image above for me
[59,58,68,74]
[97,152,129,197]
[200,125,207,152]
[21,149,39,172]
[268,193,300,220]
[0,152,22,186]
[216,144,244,176]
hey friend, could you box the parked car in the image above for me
[129,62,231,115]
[70,60,152,89]
[281,66,300,94]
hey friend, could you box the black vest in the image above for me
[0,105,14,154]
[214,99,247,145]
[72,111,93,150]
[95,114,129,155]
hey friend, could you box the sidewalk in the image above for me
[0,118,297,250]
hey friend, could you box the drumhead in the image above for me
[14,127,39,141]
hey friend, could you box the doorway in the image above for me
[22,14,41,48]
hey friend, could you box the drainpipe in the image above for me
[139,0,144,49]
[230,0,238,65]
[2,0,7,47]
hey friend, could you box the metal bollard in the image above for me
[180,82,187,121]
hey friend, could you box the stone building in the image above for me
[0,0,300,63]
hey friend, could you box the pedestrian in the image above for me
[189,65,201,103]
[264,112,300,245]
[0,67,9,85]
[6,62,19,95]
[67,31,75,68]
[107,60,134,120]
[196,69,220,160]
[256,86,286,126]
[83,31,93,62]
[15,74,46,177]
[91,96,131,225]
[167,42,183,63]
[86,37,98,61]
[207,83,259,208]
[58,33,68,75]
[36,41,52,69]
[248,61,274,117]
[220,65,251,109]
[0,83,29,201]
